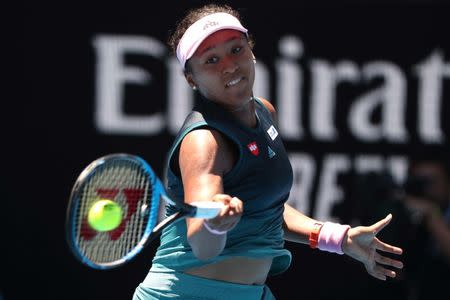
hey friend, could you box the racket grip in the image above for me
[190,201,223,219]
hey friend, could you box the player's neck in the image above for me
[228,98,257,128]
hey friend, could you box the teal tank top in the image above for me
[151,97,293,276]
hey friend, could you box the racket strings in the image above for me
[74,158,153,264]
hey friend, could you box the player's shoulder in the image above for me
[180,128,235,167]
[256,96,277,122]
[182,128,225,152]
[179,128,234,174]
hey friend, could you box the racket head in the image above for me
[65,153,165,269]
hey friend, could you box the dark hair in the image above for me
[168,4,254,72]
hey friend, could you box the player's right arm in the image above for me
[178,129,243,261]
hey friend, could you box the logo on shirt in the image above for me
[247,142,259,156]
[267,125,278,141]
[268,146,276,159]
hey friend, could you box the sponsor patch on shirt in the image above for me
[267,125,278,141]
[247,141,259,156]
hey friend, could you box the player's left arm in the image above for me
[260,97,404,280]
[283,202,404,280]
[283,203,321,243]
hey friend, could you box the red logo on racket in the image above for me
[80,188,144,241]
[247,142,259,156]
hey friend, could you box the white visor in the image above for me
[176,12,248,70]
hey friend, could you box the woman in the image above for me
[133,4,403,300]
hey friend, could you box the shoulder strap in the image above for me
[254,97,274,121]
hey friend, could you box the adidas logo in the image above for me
[268,146,276,158]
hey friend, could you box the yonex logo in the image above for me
[203,20,219,30]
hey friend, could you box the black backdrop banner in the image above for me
[12,1,450,299]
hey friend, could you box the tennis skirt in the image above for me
[133,270,275,300]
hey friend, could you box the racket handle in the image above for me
[190,201,223,219]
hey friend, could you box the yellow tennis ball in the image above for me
[87,199,123,232]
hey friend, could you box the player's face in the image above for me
[186,29,255,110]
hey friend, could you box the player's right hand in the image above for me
[204,194,243,233]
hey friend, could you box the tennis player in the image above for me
[133,4,403,300]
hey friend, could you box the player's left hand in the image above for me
[341,214,404,281]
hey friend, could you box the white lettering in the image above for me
[310,61,359,140]
[93,35,166,135]
[387,156,408,184]
[349,62,407,142]
[254,60,270,102]
[92,34,448,147]
[167,57,193,134]
[276,36,304,139]
[354,155,384,173]
[287,153,316,215]
[315,154,351,221]
[414,50,450,143]
[289,153,408,221]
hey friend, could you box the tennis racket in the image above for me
[66,153,223,270]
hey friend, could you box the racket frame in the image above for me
[66,154,151,269]
[66,153,220,270]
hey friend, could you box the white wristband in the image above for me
[203,221,227,235]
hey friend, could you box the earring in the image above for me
[192,86,197,90]
[253,59,256,64]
